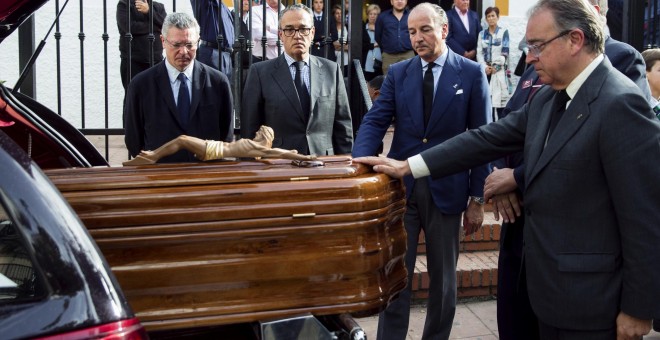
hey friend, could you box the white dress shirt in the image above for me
[249,2,284,60]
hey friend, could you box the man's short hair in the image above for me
[530,0,604,54]
[162,12,200,38]
[368,75,386,91]
[411,3,448,28]
[280,3,314,27]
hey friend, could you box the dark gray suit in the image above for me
[124,60,234,163]
[240,54,353,156]
[419,58,660,331]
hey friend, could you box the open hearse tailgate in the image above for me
[45,156,407,331]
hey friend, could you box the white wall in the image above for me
[0,1,195,129]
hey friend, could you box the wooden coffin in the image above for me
[45,157,407,331]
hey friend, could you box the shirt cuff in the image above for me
[408,154,430,179]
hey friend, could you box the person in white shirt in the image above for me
[248,0,284,61]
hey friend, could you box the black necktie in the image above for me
[177,73,191,127]
[294,61,311,115]
[547,90,570,139]
[423,62,435,127]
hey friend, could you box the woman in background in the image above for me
[476,6,510,120]
[362,4,382,81]
[332,4,349,74]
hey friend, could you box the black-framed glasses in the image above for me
[164,38,199,50]
[528,30,572,58]
[280,27,312,37]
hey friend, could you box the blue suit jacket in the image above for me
[446,8,480,57]
[353,51,491,214]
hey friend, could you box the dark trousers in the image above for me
[496,212,540,340]
[196,46,232,80]
[377,178,462,340]
[538,319,616,340]
[120,57,161,90]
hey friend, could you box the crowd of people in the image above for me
[119,0,659,339]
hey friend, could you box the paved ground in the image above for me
[355,299,499,340]
[355,299,660,340]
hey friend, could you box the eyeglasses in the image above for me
[527,30,572,58]
[280,27,312,37]
[164,38,199,51]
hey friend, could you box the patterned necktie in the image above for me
[294,61,310,115]
[177,73,191,126]
[423,62,436,127]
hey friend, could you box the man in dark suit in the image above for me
[353,3,491,339]
[356,0,660,338]
[486,1,652,337]
[241,4,352,156]
[446,0,480,61]
[310,0,337,62]
[124,12,234,163]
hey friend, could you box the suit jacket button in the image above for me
[422,138,428,143]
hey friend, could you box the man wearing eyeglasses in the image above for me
[240,4,352,156]
[483,1,653,338]
[355,0,660,338]
[124,12,234,163]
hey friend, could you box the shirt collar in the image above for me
[455,6,468,16]
[267,2,283,11]
[165,58,195,84]
[565,54,604,100]
[284,53,310,67]
[421,46,448,69]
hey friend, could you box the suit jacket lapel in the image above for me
[403,57,425,136]
[155,62,182,127]
[469,11,478,35]
[527,60,605,186]
[309,56,323,122]
[189,62,204,120]
[272,55,306,120]
[524,88,555,185]
[425,51,461,133]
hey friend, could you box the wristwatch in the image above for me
[469,196,485,205]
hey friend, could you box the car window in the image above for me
[0,202,44,302]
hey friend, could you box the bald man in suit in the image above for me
[353,3,491,338]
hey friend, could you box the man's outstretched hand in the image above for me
[353,156,412,178]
